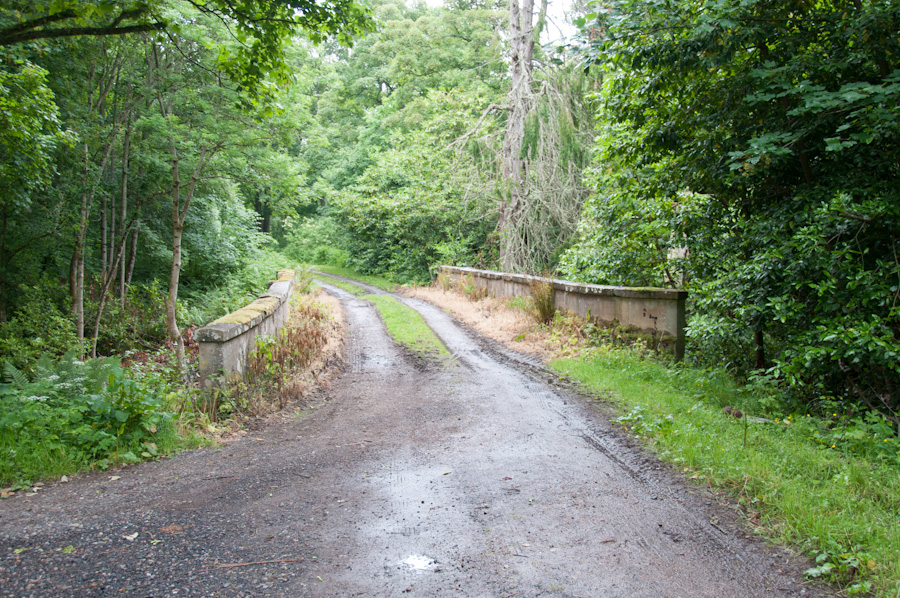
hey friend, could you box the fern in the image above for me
[2,361,28,389]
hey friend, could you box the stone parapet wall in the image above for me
[438,266,687,360]
[196,269,296,387]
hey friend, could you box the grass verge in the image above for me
[551,350,900,597]
[363,294,449,360]
[309,265,397,292]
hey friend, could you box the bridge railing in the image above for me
[438,265,687,360]
[195,269,296,387]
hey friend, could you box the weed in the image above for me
[458,275,487,301]
[505,296,529,312]
[293,268,314,294]
[232,295,332,417]
[436,271,453,291]
[527,274,556,325]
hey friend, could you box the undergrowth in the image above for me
[0,351,200,487]
[205,292,338,420]
[552,349,900,597]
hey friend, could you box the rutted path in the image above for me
[0,276,830,597]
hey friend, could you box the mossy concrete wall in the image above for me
[196,269,296,388]
[438,266,687,360]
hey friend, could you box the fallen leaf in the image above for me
[61,545,75,554]
[123,533,139,541]
[442,472,451,476]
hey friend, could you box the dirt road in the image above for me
[0,278,829,597]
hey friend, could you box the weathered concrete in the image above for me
[438,265,687,359]
[196,269,296,387]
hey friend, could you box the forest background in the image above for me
[1,0,898,483]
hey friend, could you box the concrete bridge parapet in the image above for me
[195,269,296,387]
[438,265,687,360]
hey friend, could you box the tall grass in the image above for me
[527,274,556,325]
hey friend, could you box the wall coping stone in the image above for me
[442,266,687,300]
[195,269,295,344]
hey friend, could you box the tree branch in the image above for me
[0,8,165,47]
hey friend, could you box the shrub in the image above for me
[0,281,79,368]
[283,216,349,266]
[0,351,176,484]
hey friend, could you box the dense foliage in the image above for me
[281,0,509,282]
[0,0,370,364]
[0,352,177,483]
[562,0,900,423]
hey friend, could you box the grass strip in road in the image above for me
[551,351,900,598]
[316,276,367,297]
[308,265,397,292]
[364,294,450,360]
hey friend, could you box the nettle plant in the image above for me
[0,351,173,483]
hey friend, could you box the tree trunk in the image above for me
[119,123,130,307]
[72,140,116,352]
[90,228,128,358]
[499,0,539,271]
[125,219,139,287]
[0,207,7,323]
[109,192,115,280]
[754,329,766,371]
[165,142,210,372]
[100,195,108,278]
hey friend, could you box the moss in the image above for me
[276,269,295,282]
[212,297,280,325]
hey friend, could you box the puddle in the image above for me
[400,554,438,572]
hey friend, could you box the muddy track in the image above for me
[0,277,832,597]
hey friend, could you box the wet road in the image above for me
[0,276,829,597]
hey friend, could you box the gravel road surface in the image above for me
[0,277,831,597]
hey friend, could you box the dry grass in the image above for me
[211,289,346,435]
[277,290,345,405]
[527,274,556,325]
[403,285,592,363]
